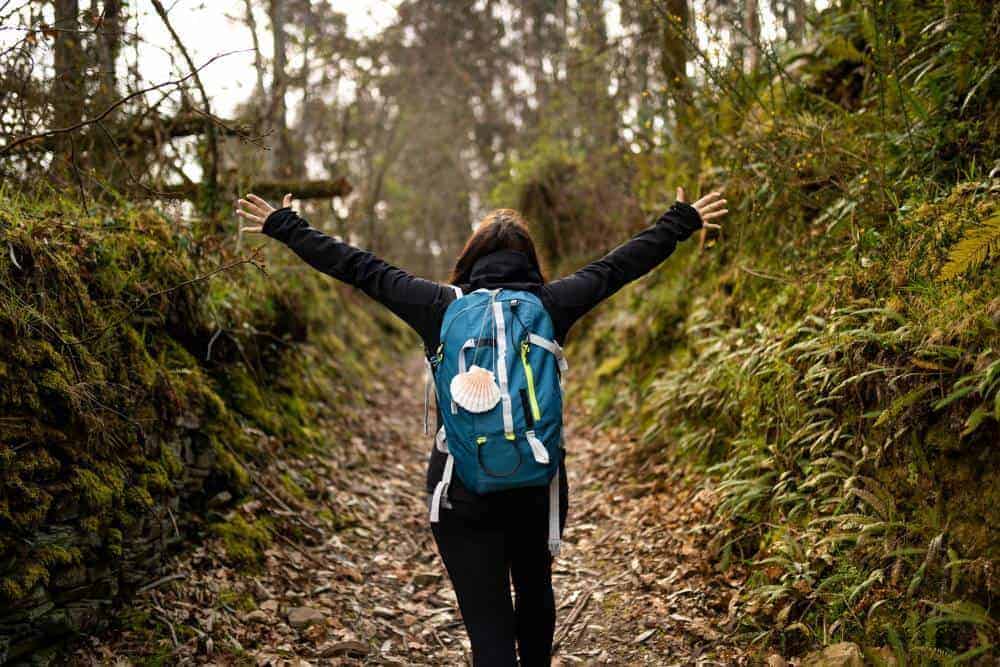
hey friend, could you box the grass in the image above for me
[497,0,1000,660]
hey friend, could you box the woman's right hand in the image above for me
[677,187,728,230]
[237,193,293,233]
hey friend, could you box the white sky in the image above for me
[1,0,829,120]
[132,0,400,116]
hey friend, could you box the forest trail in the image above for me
[72,354,747,666]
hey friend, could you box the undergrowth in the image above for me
[0,192,408,651]
[501,0,999,661]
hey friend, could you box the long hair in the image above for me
[449,209,546,285]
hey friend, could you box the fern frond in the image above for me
[940,214,1000,280]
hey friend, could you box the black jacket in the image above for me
[262,202,703,500]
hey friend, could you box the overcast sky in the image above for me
[133,0,401,116]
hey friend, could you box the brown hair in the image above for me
[449,209,546,285]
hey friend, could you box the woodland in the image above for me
[0,0,998,665]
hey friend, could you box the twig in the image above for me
[166,504,180,539]
[253,478,324,537]
[737,264,793,283]
[0,50,247,156]
[205,325,223,361]
[138,573,187,594]
[274,531,328,569]
[150,0,219,209]
[153,613,180,647]
[188,106,269,149]
[95,120,180,198]
[74,247,267,345]
[552,587,594,652]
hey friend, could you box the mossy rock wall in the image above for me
[0,198,409,663]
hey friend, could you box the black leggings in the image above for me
[431,480,568,666]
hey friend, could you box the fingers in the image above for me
[245,193,274,210]
[236,208,265,225]
[676,186,686,203]
[703,222,722,230]
[692,191,723,209]
[241,225,264,233]
[282,193,293,208]
[698,200,728,217]
[702,209,728,221]
[237,198,269,219]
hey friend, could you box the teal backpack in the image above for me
[425,287,568,555]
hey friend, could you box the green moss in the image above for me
[0,191,406,625]
[278,474,307,501]
[218,587,256,613]
[73,468,121,511]
[211,515,272,566]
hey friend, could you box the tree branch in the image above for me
[0,50,246,156]
[151,0,220,210]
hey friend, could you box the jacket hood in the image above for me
[465,249,543,291]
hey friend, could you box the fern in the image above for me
[940,214,1000,280]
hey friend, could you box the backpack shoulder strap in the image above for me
[450,285,463,299]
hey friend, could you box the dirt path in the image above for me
[72,355,746,666]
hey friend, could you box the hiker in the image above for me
[236,190,727,666]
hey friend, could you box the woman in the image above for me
[237,189,727,665]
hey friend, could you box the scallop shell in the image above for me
[450,365,501,413]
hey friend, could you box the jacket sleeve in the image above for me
[541,201,703,338]
[262,207,451,348]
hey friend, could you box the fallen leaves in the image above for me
[70,356,750,665]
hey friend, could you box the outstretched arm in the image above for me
[542,188,727,338]
[237,193,451,347]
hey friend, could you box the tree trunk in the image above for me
[295,0,316,179]
[155,176,352,201]
[244,0,267,104]
[577,0,617,148]
[268,0,294,179]
[52,0,83,183]
[93,0,122,104]
[744,0,761,71]
[790,0,807,44]
[52,0,82,130]
[660,0,700,181]
[89,0,123,186]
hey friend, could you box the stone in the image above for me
[372,606,397,619]
[801,642,864,667]
[286,606,326,629]
[207,491,233,509]
[245,610,268,624]
[411,572,440,587]
[319,640,369,657]
[766,655,788,667]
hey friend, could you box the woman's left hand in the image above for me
[236,193,293,233]
[677,187,728,230]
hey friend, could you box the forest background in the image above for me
[1,0,998,663]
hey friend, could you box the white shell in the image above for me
[450,365,501,413]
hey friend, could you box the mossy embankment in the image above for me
[502,0,999,661]
[0,195,409,663]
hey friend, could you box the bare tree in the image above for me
[660,0,700,179]
[268,0,294,178]
[93,0,123,104]
[745,0,762,70]
[52,0,82,130]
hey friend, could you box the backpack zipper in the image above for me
[520,340,542,422]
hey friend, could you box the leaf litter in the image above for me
[69,355,749,665]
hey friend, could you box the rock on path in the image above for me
[70,354,747,665]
